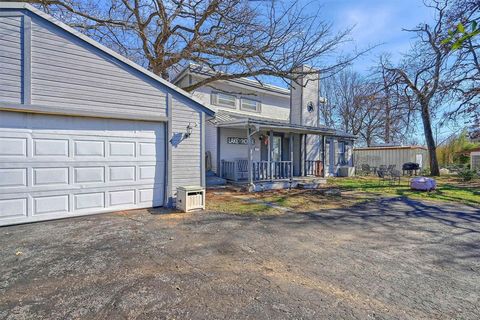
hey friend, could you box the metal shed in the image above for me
[354,146,429,172]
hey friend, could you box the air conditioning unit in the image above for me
[176,186,205,212]
[337,166,355,177]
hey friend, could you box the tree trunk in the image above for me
[420,101,440,176]
[384,97,391,143]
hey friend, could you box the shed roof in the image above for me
[0,2,215,116]
[354,145,427,151]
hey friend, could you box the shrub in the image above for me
[457,168,477,181]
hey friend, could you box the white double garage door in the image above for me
[0,111,165,226]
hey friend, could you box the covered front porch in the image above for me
[215,118,353,190]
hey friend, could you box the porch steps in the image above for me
[206,171,227,187]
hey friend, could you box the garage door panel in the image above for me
[74,192,105,211]
[33,167,69,185]
[74,140,105,157]
[109,166,135,182]
[0,137,27,156]
[33,195,69,215]
[109,141,135,157]
[74,166,105,184]
[0,111,165,226]
[34,138,69,156]
[0,168,27,187]
[109,190,135,206]
[0,198,27,218]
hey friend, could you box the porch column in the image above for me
[300,134,303,176]
[269,130,273,181]
[322,135,326,178]
[289,134,294,183]
[247,127,253,187]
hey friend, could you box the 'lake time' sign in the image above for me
[227,137,254,145]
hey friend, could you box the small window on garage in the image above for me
[211,92,236,108]
[240,98,261,112]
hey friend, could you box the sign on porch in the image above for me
[227,137,254,145]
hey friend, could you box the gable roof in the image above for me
[0,2,215,116]
[172,63,291,97]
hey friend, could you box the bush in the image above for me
[420,168,431,176]
[457,168,477,181]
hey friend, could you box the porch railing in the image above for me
[221,159,292,182]
[221,159,249,181]
[305,160,324,177]
[253,161,292,181]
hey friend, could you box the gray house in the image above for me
[0,3,214,226]
[173,64,356,190]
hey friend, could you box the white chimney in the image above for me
[290,65,320,127]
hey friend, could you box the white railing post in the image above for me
[247,127,253,188]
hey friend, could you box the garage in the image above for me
[0,3,214,226]
[0,111,165,225]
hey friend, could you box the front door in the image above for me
[272,136,282,162]
[325,140,335,176]
[261,134,283,161]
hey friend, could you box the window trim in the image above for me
[240,97,262,113]
[338,141,349,166]
[211,91,237,109]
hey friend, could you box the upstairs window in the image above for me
[212,92,236,108]
[240,98,261,112]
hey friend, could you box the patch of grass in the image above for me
[206,191,279,215]
[328,176,480,207]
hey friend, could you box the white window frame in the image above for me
[338,141,347,165]
[211,92,236,108]
[240,97,261,113]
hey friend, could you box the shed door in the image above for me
[0,111,165,226]
[415,154,423,168]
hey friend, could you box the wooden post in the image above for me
[269,130,273,181]
[247,127,253,188]
[322,135,326,178]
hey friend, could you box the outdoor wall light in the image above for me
[185,122,197,138]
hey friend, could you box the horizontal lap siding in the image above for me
[171,97,202,196]
[29,15,167,119]
[0,16,23,104]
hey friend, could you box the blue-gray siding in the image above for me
[0,16,23,104]
[170,96,203,196]
[29,14,167,119]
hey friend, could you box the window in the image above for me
[240,98,261,112]
[211,92,236,108]
[338,141,347,165]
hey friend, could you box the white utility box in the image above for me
[176,186,205,212]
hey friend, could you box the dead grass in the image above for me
[206,188,373,215]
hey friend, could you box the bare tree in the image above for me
[23,0,364,91]
[442,0,480,139]
[321,67,413,146]
[381,0,455,176]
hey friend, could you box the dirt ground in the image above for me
[1,197,479,319]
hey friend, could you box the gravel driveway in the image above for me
[1,197,479,319]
